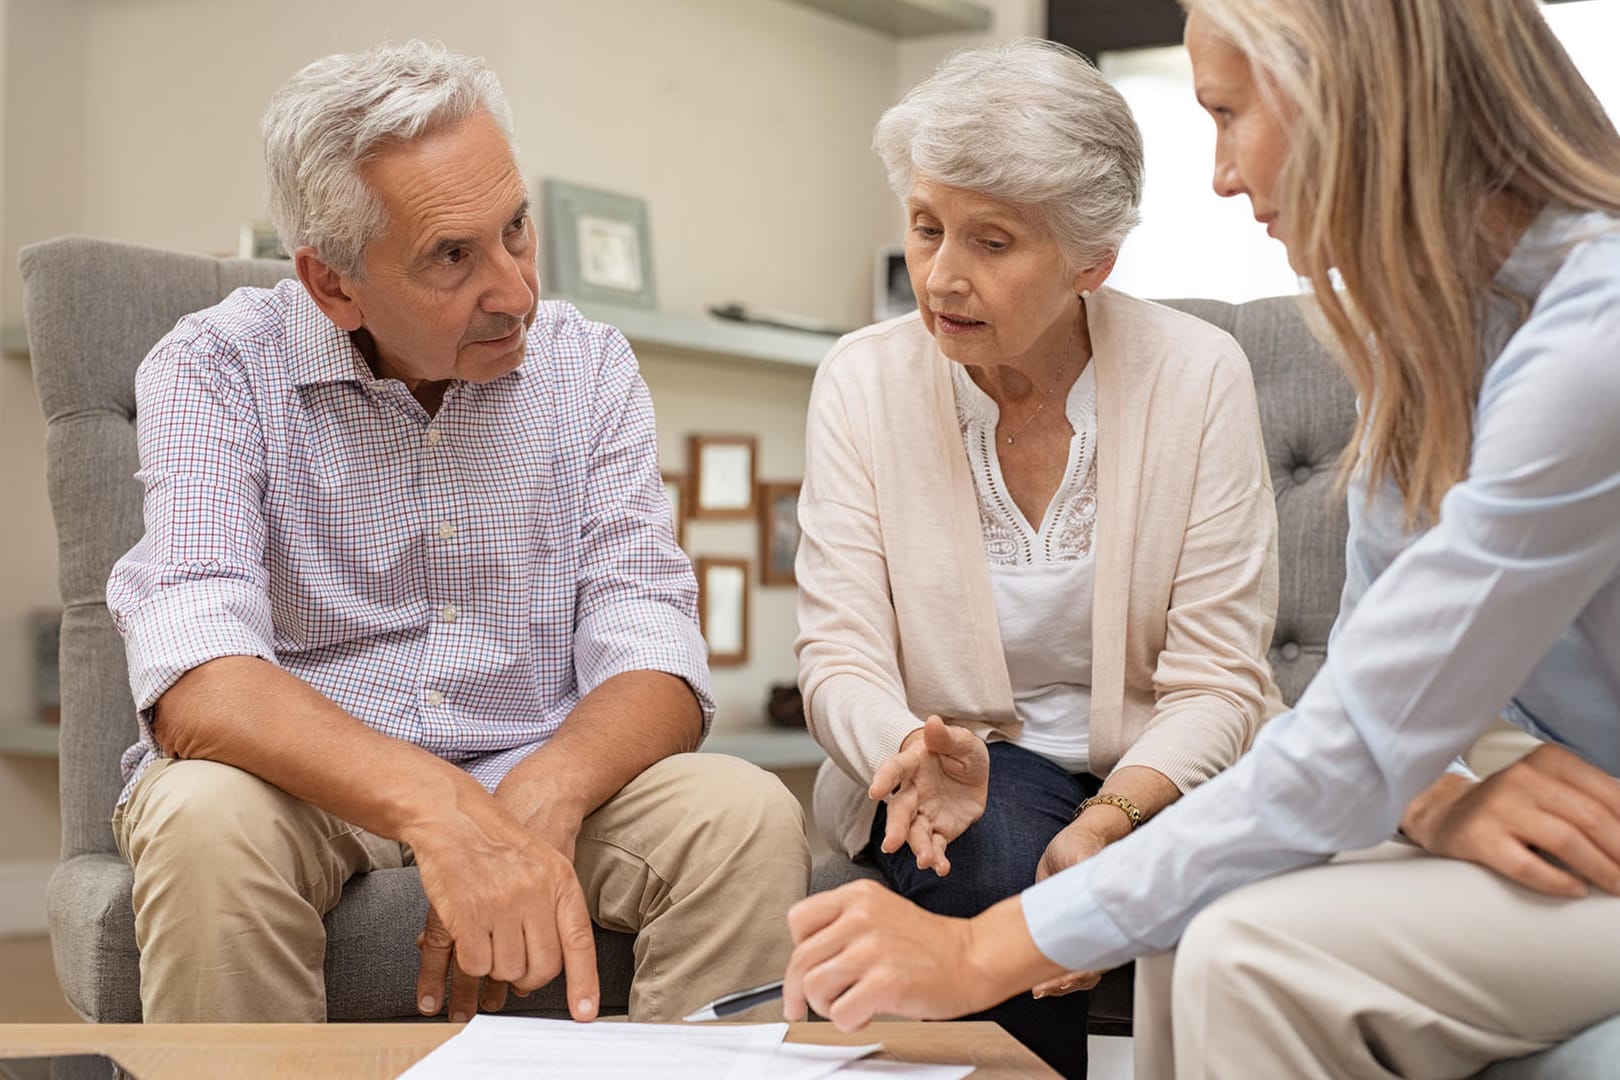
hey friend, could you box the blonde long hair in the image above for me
[1185,0,1620,522]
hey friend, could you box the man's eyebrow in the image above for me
[417,198,531,264]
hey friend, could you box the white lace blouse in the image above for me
[952,360,1098,773]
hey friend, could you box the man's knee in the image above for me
[650,754,808,866]
[122,759,333,907]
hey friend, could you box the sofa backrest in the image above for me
[21,237,297,860]
[20,236,1357,861]
[1162,297,1356,705]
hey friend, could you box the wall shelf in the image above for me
[701,728,825,770]
[785,0,992,37]
[2,309,835,372]
[561,299,833,371]
[0,722,60,758]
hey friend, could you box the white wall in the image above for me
[0,0,1032,898]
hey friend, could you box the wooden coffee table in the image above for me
[0,1021,1058,1078]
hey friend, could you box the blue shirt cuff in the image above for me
[1021,859,1136,973]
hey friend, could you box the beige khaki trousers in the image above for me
[1133,841,1620,1080]
[114,752,810,1023]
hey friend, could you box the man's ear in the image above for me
[1073,250,1118,297]
[295,247,365,332]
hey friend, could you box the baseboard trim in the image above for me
[0,859,56,937]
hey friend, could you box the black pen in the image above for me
[682,979,785,1022]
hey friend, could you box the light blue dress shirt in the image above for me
[1022,205,1620,972]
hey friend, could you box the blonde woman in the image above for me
[784,2,1620,1075]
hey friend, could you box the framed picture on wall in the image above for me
[873,245,916,321]
[757,481,802,586]
[695,557,750,666]
[661,473,686,548]
[688,434,757,519]
[541,179,657,309]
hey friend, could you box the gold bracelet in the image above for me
[1074,793,1143,831]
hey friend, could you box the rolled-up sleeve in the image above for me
[107,335,278,728]
[570,331,714,731]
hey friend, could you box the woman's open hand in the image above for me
[868,716,990,876]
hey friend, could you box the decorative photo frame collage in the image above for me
[663,435,802,667]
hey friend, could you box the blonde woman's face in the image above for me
[1186,12,1293,257]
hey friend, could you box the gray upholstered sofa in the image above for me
[22,236,1618,1071]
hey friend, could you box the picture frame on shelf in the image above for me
[237,221,287,260]
[688,434,757,519]
[694,557,750,666]
[873,245,916,321]
[757,481,802,586]
[541,179,657,309]
[661,473,686,548]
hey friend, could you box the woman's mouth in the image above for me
[935,312,985,335]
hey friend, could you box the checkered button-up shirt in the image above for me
[107,279,712,804]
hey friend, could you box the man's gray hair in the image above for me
[873,38,1143,269]
[263,40,516,278]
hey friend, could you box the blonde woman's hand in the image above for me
[868,715,990,877]
[1401,742,1620,897]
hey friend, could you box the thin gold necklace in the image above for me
[1003,357,1067,445]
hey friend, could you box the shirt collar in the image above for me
[1492,202,1610,299]
[284,281,376,388]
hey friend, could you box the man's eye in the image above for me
[441,248,467,265]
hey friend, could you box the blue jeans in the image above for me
[867,740,1102,1079]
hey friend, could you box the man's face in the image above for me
[343,108,539,386]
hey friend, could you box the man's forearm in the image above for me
[153,655,504,846]
[495,669,703,827]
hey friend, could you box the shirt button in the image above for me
[424,689,444,707]
[1292,465,1312,484]
[1280,642,1302,662]
[426,428,442,447]
[441,604,458,623]
[438,521,456,540]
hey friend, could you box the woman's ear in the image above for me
[295,247,365,332]
[1074,251,1118,298]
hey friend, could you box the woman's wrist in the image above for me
[1399,772,1473,849]
[964,896,1066,1004]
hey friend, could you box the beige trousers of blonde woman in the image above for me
[114,753,810,1023]
[1134,841,1620,1080]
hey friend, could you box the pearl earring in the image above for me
[1079,288,1092,299]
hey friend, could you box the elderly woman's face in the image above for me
[1186,12,1293,256]
[904,178,1098,369]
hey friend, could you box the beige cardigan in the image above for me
[796,289,1285,856]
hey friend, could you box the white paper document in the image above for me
[395,1015,891,1080]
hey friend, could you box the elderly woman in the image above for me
[788,2,1620,1077]
[794,39,1281,1077]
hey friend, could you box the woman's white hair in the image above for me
[262,40,516,278]
[873,38,1143,268]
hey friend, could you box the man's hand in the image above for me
[1029,818,1111,998]
[869,716,990,877]
[408,810,598,1023]
[782,881,1063,1031]
[1401,743,1620,898]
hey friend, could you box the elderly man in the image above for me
[105,40,809,1025]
